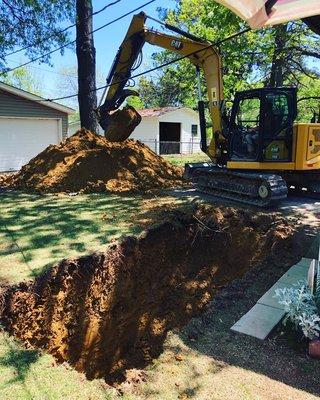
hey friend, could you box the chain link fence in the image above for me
[139,140,202,155]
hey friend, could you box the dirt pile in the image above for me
[4,129,183,193]
[0,205,300,382]
[0,173,9,187]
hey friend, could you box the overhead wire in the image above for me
[38,26,250,103]
[0,0,157,76]
[5,58,78,78]
[3,0,122,58]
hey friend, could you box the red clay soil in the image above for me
[0,173,13,188]
[4,129,183,194]
[0,205,300,382]
[104,106,142,142]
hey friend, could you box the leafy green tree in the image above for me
[126,94,145,110]
[296,76,320,122]
[127,74,185,109]
[0,0,74,68]
[134,0,320,110]
[1,66,42,95]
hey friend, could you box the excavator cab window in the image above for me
[230,94,261,161]
[262,91,294,161]
[229,88,297,163]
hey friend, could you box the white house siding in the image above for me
[130,117,158,152]
[158,108,201,154]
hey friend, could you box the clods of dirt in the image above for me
[104,106,142,142]
[3,129,183,193]
[0,205,300,382]
[0,173,11,187]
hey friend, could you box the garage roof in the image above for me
[137,107,198,117]
[0,82,74,115]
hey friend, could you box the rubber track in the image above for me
[193,167,288,207]
[289,182,320,201]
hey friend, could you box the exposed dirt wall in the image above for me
[0,206,299,382]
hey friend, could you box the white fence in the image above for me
[139,140,202,155]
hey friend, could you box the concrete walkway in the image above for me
[231,257,314,339]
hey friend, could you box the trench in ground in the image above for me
[0,206,299,382]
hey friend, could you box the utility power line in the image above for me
[5,58,78,78]
[1,0,156,76]
[39,27,250,103]
[3,0,122,58]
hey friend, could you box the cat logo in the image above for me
[171,40,183,50]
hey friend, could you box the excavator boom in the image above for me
[97,12,224,157]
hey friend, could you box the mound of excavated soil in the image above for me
[0,205,301,382]
[4,129,183,193]
[0,173,10,187]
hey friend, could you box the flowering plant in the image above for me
[274,280,320,340]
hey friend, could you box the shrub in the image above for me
[274,281,320,340]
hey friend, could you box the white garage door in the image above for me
[0,118,61,171]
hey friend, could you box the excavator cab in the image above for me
[228,88,297,163]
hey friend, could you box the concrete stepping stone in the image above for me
[231,256,316,340]
[231,303,285,340]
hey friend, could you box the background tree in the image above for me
[2,66,43,95]
[55,65,105,110]
[0,0,74,68]
[132,0,320,121]
[76,0,98,133]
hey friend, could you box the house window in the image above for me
[191,124,198,136]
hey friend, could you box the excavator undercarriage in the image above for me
[186,165,320,206]
[185,165,288,206]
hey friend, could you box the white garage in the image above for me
[0,118,62,171]
[0,82,74,172]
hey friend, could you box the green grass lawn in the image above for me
[163,153,211,167]
[0,331,116,400]
[0,192,177,284]
[0,191,186,400]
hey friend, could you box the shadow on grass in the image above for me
[0,347,40,385]
[0,192,149,280]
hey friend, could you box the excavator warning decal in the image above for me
[307,128,320,161]
[211,87,218,102]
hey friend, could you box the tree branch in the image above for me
[2,0,24,23]
[300,50,320,60]
[289,58,318,80]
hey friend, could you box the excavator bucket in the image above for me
[101,106,142,142]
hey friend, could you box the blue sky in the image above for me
[7,0,175,105]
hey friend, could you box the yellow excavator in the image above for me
[96,12,320,206]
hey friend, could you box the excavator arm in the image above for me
[97,12,224,159]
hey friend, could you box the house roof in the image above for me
[137,107,182,117]
[0,81,75,115]
[69,107,198,126]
